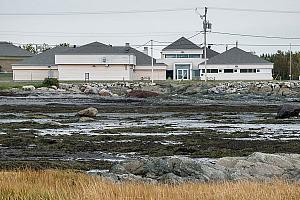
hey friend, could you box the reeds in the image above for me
[0,170,299,200]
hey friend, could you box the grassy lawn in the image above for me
[0,81,43,90]
[0,73,13,82]
[0,170,299,200]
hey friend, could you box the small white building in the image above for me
[198,47,274,81]
[157,37,219,80]
[12,42,166,81]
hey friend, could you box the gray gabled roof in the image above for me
[14,46,72,66]
[201,47,272,65]
[15,42,165,67]
[113,46,166,66]
[0,42,34,57]
[59,42,165,66]
[162,37,201,51]
[204,47,219,59]
[59,42,121,54]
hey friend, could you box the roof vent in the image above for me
[143,47,148,55]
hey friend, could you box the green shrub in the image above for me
[43,78,59,87]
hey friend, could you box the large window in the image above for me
[224,69,234,73]
[165,54,177,58]
[189,54,201,58]
[165,54,201,59]
[240,69,257,73]
[177,54,189,58]
[202,69,218,73]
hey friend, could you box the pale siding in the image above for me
[198,64,273,81]
[13,69,58,81]
[158,49,205,70]
[133,69,166,81]
[58,65,132,81]
[55,55,136,65]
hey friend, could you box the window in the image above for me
[201,69,218,73]
[224,69,234,73]
[257,69,260,72]
[177,54,189,58]
[165,54,201,59]
[234,69,238,72]
[219,69,222,73]
[240,69,257,73]
[165,54,176,58]
[189,54,201,58]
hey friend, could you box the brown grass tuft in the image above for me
[0,170,299,200]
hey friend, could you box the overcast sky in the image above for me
[0,0,299,57]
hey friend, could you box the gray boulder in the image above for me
[77,107,98,118]
[78,117,95,122]
[102,153,300,183]
[276,104,300,119]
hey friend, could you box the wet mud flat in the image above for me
[0,94,299,171]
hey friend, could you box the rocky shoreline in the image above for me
[92,152,300,184]
[2,80,300,98]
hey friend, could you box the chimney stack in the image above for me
[143,47,149,55]
[125,43,130,47]
[236,41,238,48]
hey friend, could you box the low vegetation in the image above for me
[0,170,299,200]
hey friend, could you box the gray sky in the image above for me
[0,0,299,57]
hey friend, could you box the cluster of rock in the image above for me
[208,81,298,96]
[19,81,300,97]
[94,153,300,184]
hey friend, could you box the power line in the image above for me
[0,30,197,35]
[210,31,300,40]
[0,7,199,16]
[209,7,300,14]
[0,32,196,38]
[1,6,300,16]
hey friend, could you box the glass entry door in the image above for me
[177,69,189,80]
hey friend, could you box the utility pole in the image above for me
[196,7,211,82]
[151,39,154,84]
[204,7,208,82]
[289,43,292,81]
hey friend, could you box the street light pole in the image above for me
[289,43,292,81]
[151,39,154,84]
[204,7,208,82]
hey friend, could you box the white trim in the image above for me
[173,63,192,80]
[12,65,58,70]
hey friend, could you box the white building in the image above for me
[157,37,219,80]
[198,47,274,81]
[12,42,166,81]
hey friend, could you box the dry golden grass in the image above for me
[0,170,299,200]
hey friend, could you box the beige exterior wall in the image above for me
[133,69,166,81]
[13,69,58,81]
[57,64,133,81]
[0,57,30,72]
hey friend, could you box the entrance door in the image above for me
[85,73,90,82]
[177,69,189,80]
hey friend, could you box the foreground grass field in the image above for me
[0,171,299,200]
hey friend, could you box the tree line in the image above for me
[261,51,300,80]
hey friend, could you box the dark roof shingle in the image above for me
[14,46,72,66]
[162,37,201,50]
[201,47,272,65]
[15,42,166,66]
[0,42,34,57]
